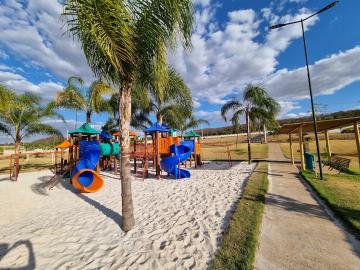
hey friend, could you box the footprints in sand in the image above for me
[0,162,255,269]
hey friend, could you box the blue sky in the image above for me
[0,0,360,141]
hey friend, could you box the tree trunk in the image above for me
[119,82,135,231]
[246,112,251,164]
[263,124,267,144]
[86,111,91,124]
[14,137,21,179]
[157,114,163,125]
[236,132,239,149]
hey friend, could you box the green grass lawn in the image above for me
[202,143,268,161]
[301,171,360,239]
[212,162,269,270]
[0,155,58,175]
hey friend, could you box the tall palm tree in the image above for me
[63,0,194,231]
[221,84,279,164]
[0,85,64,156]
[55,76,114,124]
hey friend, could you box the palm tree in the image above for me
[176,116,209,137]
[221,84,280,164]
[104,85,152,130]
[148,67,193,125]
[55,76,114,124]
[62,0,194,231]
[0,85,64,157]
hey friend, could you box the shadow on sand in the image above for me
[0,240,35,270]
[31,174,123,229]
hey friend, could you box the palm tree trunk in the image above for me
[14,136,21,179]
[75,110,78,128]
[119,82,135,231]
[246,112,251,164]
[157,114,163,125]
[236,131,239,149]
[263,124,267,144]
[86,111,91,123]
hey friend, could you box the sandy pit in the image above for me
[0,161,255,269]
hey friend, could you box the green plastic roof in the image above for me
[183,131,201,137]
[68,123,101,135]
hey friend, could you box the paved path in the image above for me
[254,143,360,270]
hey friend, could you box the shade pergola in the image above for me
[277,116,360,170]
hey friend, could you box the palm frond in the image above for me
[220,100,242,121]
[62,0,135,82]
[0,122,14,140]
[22,123,63,140]
[88,80,116,113]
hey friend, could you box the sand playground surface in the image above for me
[0,161,255,270]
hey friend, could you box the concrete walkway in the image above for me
[254,143,360,270]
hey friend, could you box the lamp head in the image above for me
[269,23,287,30]
[316,1,339,15]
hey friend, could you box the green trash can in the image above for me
[304,152,315,170]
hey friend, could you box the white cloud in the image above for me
[170,7,318,106]
[265,46,360,101]
[0,70,63,101]
[0,0,93,82]
[283,111,311,119]
[193,0,211,7]
[0,50,9,60]
[228,9,256,24]
[195,110,225,126]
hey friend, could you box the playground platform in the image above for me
[254,143,360,270]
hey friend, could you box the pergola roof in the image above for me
[278,116,360,134]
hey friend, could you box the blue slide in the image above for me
[160,143,192,179]
[71,140,104,192]
[181,140,195,152]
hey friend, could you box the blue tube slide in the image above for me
[160,143,192,179]
[181,140,195,152]
[71,140,101,188]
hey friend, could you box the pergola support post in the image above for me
[299,125,305,170]
[325,130,331,158]
[289,133,294,165]
[354,121,360,170]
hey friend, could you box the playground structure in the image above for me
[8,122,207,191]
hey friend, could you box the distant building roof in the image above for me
[183,131,201,138]
[68,123,101,135]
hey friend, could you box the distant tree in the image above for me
[176,116,209,136]
[0,85,63,156]
[55,76,114,124]
[148,67,193,125]
[221,84,279,163]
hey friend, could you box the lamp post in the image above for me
[270,1,339,180]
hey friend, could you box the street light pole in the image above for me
[300,19,323,179]
[270,1,339,180]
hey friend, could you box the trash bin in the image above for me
[304,152,315,170]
